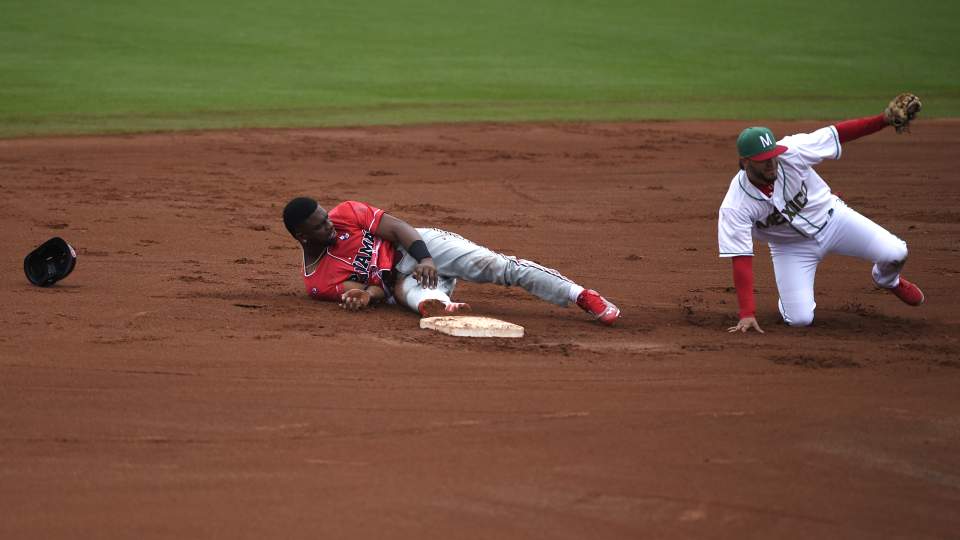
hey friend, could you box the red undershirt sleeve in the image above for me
[835,114,888,144]
[732,255,756,319]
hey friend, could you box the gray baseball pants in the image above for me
[392,228,578,312]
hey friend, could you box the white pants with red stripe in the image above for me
[769,200,907,327]
[393,228,578,313]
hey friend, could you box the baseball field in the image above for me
[2,1,960,538]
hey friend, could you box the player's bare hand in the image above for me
[728,316,764,334]
[412,259,438,288]
[340,289,372,311]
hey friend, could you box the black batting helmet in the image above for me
[24,237,77,287]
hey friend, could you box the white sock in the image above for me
[568,284,585,303]
[400,275,452,313]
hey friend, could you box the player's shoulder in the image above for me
[779,125,840,152]
[332,200,368,212]
[328,200,351,215]
[331,200,386,231]
[720,171,760,207]
[331,200,378,218]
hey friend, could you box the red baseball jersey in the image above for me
[302,201,397,301]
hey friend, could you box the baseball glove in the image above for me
[884,93,922,134]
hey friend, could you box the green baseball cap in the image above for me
[737,126,788,161]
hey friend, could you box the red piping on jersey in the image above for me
[835,114,887,144]
[732,255,755,319]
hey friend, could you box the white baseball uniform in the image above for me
[718,126,908,326]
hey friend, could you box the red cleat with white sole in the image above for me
[576,289,620,326]
[889,277,925,306]
[418,299,472,318]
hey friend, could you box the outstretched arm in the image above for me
[728,256,764,334]
[835,114,888,143]
[835,93,922,142]
[376,213,438,288]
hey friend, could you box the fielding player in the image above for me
[282,197,621,325]
[718,93,925,333]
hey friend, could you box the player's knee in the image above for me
[472,254,510,284]
[783,309,815,327]
[890,241,908,266]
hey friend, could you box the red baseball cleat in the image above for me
[418,299,471,318]
[576,289,621,325]
[888,277,925,306]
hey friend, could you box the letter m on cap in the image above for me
[759,133,773,147]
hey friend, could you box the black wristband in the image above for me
[407,240,431,262]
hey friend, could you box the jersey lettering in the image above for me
[347,230,376,282]
[755,182,809,229]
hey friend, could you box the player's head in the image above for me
[737,126,787,182]
[283,197,336,246]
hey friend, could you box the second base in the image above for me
[419,316,524,338]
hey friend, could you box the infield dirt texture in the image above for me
[2,1,960,539]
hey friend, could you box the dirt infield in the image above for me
[2,120,959,539]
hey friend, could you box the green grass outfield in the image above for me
[2,0,958,137]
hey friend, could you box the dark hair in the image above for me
[283,197,318,237]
